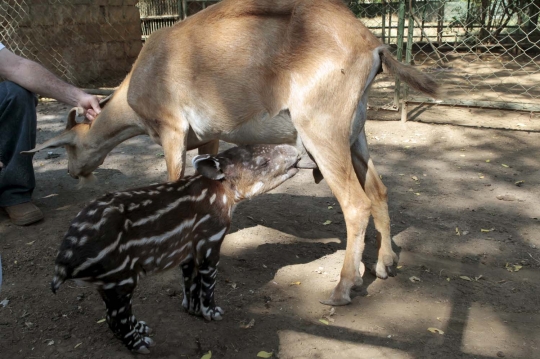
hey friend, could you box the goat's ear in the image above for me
[192,154,225,180]
[100,94,112,107]
[66,108,78,130]
[20,131,76,155]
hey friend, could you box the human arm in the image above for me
[0,47,101,120]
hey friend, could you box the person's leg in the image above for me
[0,81,42,225]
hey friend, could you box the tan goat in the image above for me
[26,0,438,305]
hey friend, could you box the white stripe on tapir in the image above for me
[73,232,124,276]
[119,216,197,252]
[131,189,207,227]
[208,227,227,242]
[98,256,131,278]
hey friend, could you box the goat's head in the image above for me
[22,96,112,185]
[193,144,300,201]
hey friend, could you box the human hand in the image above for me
[76,93,101,121]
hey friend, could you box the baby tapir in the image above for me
[51,144,300,354]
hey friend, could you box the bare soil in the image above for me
[0,101,539,359]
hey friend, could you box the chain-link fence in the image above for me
[0,0,142,87]
[351,0,540,114]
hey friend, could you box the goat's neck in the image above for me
[84,80,146,153]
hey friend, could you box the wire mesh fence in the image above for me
[0,0,141,87]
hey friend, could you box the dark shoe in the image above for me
[3,202,44,226]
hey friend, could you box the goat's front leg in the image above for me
[351,129,398,279]
[161,122,189,181]
[197,140,220,156]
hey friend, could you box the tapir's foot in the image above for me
[202,304,225,321]
[126,321,155,354]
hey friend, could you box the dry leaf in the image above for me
[289,281,301,286]
[257,351,273,358]
[515,180,524,187]
[322,220,332,225]
[412,176,419,181]
[475,275,483,281]
[240,319,255,329]
[415,193,421,196]
[201,351,212,359]
[460,154,465,157]
[501,164,509,168]
[327,206,333,210]
[486,159,491,163]
[319,319,329,325]
[409,276,421,283]
[41,193,58,199]
[455,227,460,236]
[230,283,237,289]
[74,343,82,349]
[459,276,472,281]
[428,327,444,335]
[26,240,36,245]
[446,278,450,282]
[481,229,492,233]
[329,307,336,316]
[96,318,106,324]
[397,266,403,269]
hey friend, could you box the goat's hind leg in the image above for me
[351,130,398,279]
[98,279,154,354]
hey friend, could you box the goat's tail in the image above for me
[51,265,68,294]
[379,47,440,99]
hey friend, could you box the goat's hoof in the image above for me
[320,297,350,306]
[372,262,397,279]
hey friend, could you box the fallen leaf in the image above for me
[322,220,332,225]
[240,319,255,329]
[1,299,10,307]
[459,276,472,281]
[479,175,484,179]
[412,176,419,181]
[481,229,492,233]
[460,154,465,157]
[74,343,82,349]
[397,266,403,269]
[501,164,509,168]
[446,278,450,282]
[41,193,58,199]
[257,351,273,358]
[415,193,421,196]
[96,318,106,324]
[513,265,523,272]
[327,206,333,210]
[289,281,301,286]
[156,152,164,158]
[428,327,444,335]
[436,317,441,321]
[26,240,36,245]
[486,159,491,163]
[455,227,460,236]
[46,340,55,346]
[201,351,212,359]
[230,283,237,289]
[409,276,421,283]
[515,180,525,187]
[319,319,329,325]
[329,307,336,316]
[475,275,483,281]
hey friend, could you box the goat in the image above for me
[28,0,439,306]
[51,144,300,354]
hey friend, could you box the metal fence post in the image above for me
[394,0,406,109]
[401,0,415,122]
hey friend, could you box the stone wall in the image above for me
[0,0,142,87]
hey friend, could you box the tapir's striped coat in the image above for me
[51,144,300,353]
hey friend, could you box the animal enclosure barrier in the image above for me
[0,0,142,87]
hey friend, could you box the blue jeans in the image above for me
[0,81,37,207]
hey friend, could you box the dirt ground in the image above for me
[1,101,539,359]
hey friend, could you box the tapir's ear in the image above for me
[192,154,225,180]
[20,131,76,155]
